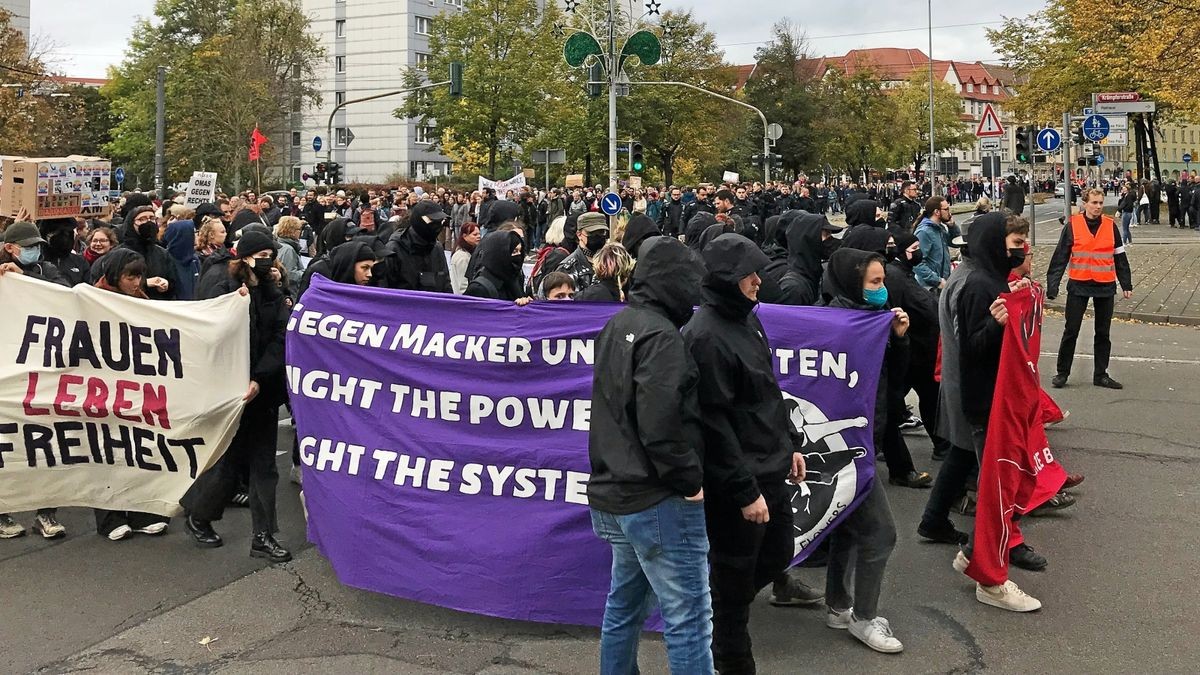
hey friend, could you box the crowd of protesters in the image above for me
[0,169,1132,672]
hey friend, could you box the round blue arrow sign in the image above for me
[600,191,622,216]
[1185,153,1193,164]
[313,136,323,152]
[114,167,125,184]
[1036,128,1062,153]
[1095,153,1106,165]
[1083,115,1110,142]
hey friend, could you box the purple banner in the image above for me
[286,275,892,626]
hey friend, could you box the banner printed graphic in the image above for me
[286,276,891,626]
[0,274,249,516]
[477,173,527,197]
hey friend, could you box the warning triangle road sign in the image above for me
[975,103,1005,138]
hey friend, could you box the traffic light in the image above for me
[630,142,644,173]
[587,62,603,98]
[327,162,341,184]
[770,153,783,170]
[1073,127,1086,146]
[1015,126,1031,164]
[449,61,463,97]
[314,162,327,184]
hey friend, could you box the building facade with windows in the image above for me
[1,0,30,44]
[296,0,462,185]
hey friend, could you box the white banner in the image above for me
[477,173,527,198]
[0,274,249,516]
[184,171,218,207]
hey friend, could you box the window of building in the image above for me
[966,83,974,93]
[292,64,301,79]
[445,0,463,6]
[336,127,349,147]
[415,125,437,144]
[291,97,302,113]
[414,16,432,35]
[335,56,346,73]
[292,131,301,147]
[292,166,302,183]
[416,52,431,70]
[335,91,346,107]
[336,20,345,38]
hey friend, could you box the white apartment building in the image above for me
[295,0,464,184]
[1,0,30,44]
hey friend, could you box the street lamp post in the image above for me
[927,0,936,193]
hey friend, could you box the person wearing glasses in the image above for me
[913,196,961,292]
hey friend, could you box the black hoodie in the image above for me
[956,212,1012,425]
[886,231,938,369]
[328,241,376,285]
[757,213,792,304]
[588,237,705,514]
[621,214,661,260]
[40,219,90,287]
[683,234,793,507]
[778,211,828,306]
[684,212,717,250]
[464,231,523,300]
[381,214,451,292]
[108,220,179,300]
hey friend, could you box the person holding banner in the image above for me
[683,234,806,673]
[183,230,292,563]
[818,247,908,654]
[588,237,711,675]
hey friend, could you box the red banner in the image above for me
[966,285,1067,587]
[249,126,268,162]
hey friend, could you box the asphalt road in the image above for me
[4,315,1200,674]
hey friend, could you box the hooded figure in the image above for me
[119,192,153,221]
[840,225,892,258]
[38,218,90,287]
[328,241,377,285]
[684,212,717,251]
[381,201,452,292]
[621,213,661,260]
[695,223,728,261]
[682,233,800,672]
[107,207,179,300]
[756,212,795,305]
[845,199,881,229]
[161,219,199,300]
[779,211,832,306]
[954,212,1013,426]
[464,230,524,300]
[94,248,147,298]
[561,213,580,253]
[319,217,356,254]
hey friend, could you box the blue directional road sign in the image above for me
[600,191,622,216]
[313,136,323,152]
[1083,114,1110,142]
[1184,153,1193,165]
[114,167,125,184]
[1036,128,1062,153]
[1095,153,1106,166]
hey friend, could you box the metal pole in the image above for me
[1063,111,1072,224]
[325,81,449,167]
[607,0,618,191]
[1029,167,1036,246]
[154,66,166,196]
[545,151,550,193]
[927,0,936,194]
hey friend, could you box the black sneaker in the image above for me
[1029,491,1076,516]
[251,532,292,563]
[185,516,223,548]
[889,470,933,488]
[1093,375,1123,389]
[1009,543,1047,571]
[898,413,923,430]
[1051,374,1068,388]
[769,570,824,607]
[917,522,969,545]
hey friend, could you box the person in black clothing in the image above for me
[575,241,633,303]
[755,214,790,304]
[780,212,841,306]
[887,232,951,462]
[105,206,179,300]
[682,233,805,674]
[818,247,908,654]
[887,181,922,233]
[464,230,525,300]
[38,218,90,286]
[327,241,378,287]
[657,187,686,237]
[843,199,882,239]
[587,236,711,674]
[684,212,717,251]
[1167,180,1181,227]
[182,230,291,563]
[381,201,452,293]
[621,213,661,260]
[682,186,715,225]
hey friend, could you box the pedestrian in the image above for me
[886,180,922,233]
[464,230,525,301]
[1045,188,1133,390]
[381,201,452,293]
[273,216,306,289]
[83,225,117,269]
[587,236,711,675]
[781,212,842,306]
[912,196,959,291]
[450,222,480,294]
[1116,183,1135,244]
[556,212,608,292]
[182,230,292,563]
[107,205,179,300]
[39,217,91,286]
[575,242,633,302]
[621,213,662,261]
[683,233,806,672]
[818,247,907,653]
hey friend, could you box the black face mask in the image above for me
[908,249,924,267]
[821,237,841,260]
[253,257,275,275]
[510,253,524,269]
[137,221,157,240]
[885,245,897,263]
[1008,248,1026,269]
[586,230,609,252]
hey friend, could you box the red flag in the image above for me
[249,126,268,161]
[966,284,1067,587]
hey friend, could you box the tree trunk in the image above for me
[660,149,674,188]
[1145,113,1162,181]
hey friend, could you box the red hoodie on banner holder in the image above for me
[967,285,1067,587]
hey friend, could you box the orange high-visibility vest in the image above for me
[1068,214,1117,283]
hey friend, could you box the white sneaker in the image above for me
[107,524,132,541]
[826,606,853,630]
[976,580,1042,612]
[849,614,904,653]
[134,522,168,536]
[0,514,25,539]
[953,550,970,574]
[33,513,66,539]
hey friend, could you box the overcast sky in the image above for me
[33,0,1048,79]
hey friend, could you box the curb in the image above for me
[1044,302,1200,327]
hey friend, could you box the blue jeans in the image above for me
[591,498,714,675]
[1120,212,1133,243]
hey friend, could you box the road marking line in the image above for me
[1040,351,1200,365]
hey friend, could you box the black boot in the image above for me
[185,515,222,548]
[251,532,292,563]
